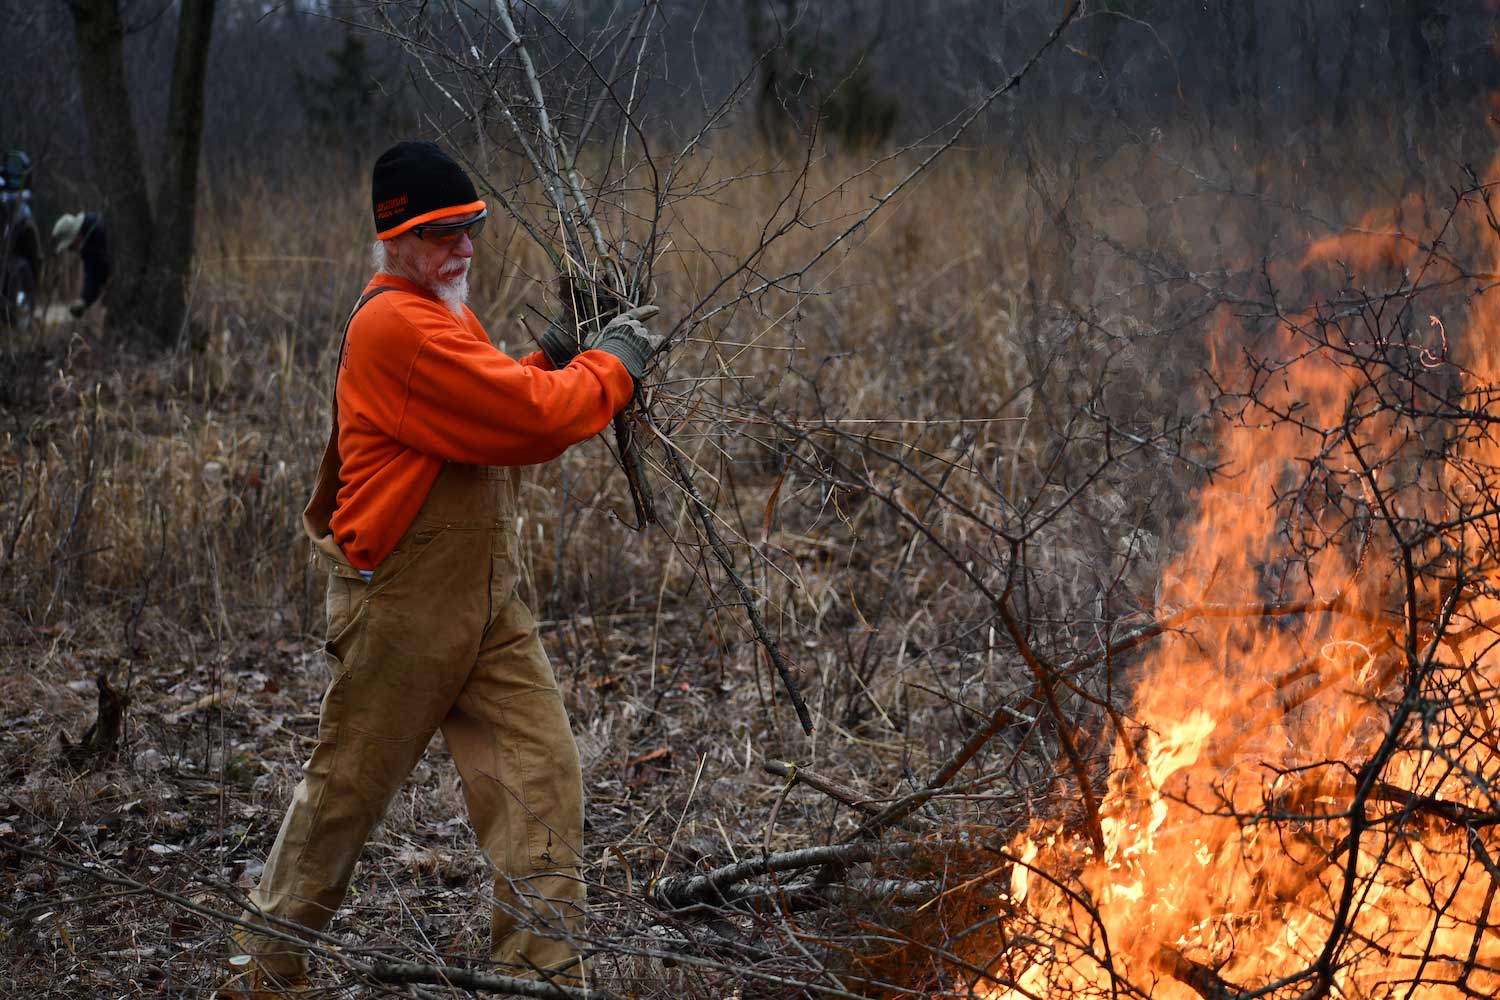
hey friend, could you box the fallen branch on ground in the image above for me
[763,760,882,814]
[370,961,626,1000]
[1153,946,1246,1000]
[705,876,941,913]
[648,841,915,910]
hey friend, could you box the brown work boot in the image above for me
[218,928,311,999]
[218,957,311,999]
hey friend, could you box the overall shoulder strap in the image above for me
[303,285,401,577]
[334,284,400,384]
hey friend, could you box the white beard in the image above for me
[377,238,471,318]
[433,270,469,318]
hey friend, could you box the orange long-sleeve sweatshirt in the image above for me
[330,273,634,569]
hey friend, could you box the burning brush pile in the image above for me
[953,179,1500,999]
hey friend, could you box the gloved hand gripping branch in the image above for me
[586,308,663,382]
[538,318,580,369]
[538,277,624,368]
[583,303,665,529]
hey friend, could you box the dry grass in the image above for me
[0,119,1477,997]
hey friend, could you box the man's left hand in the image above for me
[540,280,627,368]
[586,307,665,382]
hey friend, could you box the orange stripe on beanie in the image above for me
[372,141,484,240]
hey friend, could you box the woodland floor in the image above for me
[2,597,888,998]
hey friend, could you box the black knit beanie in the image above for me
[371,140,484,239]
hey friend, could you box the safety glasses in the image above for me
[414,209,487,245]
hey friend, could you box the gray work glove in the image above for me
[538,317,582,368]
[539,280,625,368]
[585,306,664,382]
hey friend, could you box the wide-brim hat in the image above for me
[371,140,485,240]
[51,213,85,254]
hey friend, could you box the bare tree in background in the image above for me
[66,0,215,349]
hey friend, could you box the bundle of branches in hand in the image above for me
[531,240,818,736]
[381,0,814,734]
[541,269,664,529]
[456,2,668,526]
[531,240,811,736]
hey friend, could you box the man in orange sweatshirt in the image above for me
[228,140,661,997]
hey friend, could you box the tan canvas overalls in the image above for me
[238,288,585,982]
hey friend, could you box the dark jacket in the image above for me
[78,213,109,307]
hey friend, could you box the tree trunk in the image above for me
[68,0,216,350]
[1332,2,1362,128]
[68,0,154,339]
[150,0,217,349]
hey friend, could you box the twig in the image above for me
[5,839,614,999]
[846,597,1373,844]
[997,595,1105,857]
[494,1,611,262]
[486,1,659,522]
[649,841,913,910]
[1154,946,1245,1000]
[763,760,882,815]
[678,0,1083,338]
[660,438,814,734]
[705,877,940,912]
[371,960,623,999]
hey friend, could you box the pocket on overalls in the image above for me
[364,522,454,596]
[324,575,369,674]
[516,692,584,871]
[487,468,522,600]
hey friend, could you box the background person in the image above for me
[51,211,110,317]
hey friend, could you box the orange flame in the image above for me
[974,177,1500,999]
